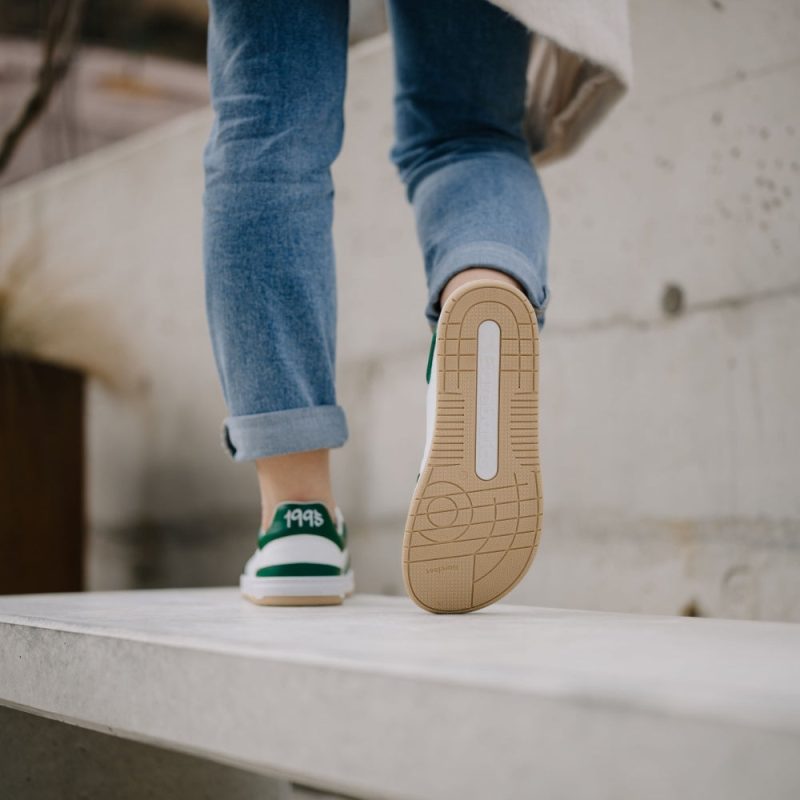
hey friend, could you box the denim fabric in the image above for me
[204,0,550,461]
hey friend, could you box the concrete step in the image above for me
[1,589,799,799]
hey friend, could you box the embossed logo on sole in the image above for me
[425,564,460,575]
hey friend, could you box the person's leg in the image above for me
[204,0,349,526]
[387,0,549,324]
[388,0,547,613]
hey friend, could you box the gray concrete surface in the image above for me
[0,703,351,799]
[0,705,292,800]
[0,1,798,619]
[1,589,799,799]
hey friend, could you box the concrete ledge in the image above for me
[1,589,799,799]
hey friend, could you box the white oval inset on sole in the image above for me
[475,319,500,480]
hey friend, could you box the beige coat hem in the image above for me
[489,0,633,164]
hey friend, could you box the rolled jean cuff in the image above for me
[425,241,550,327]
[222,404,348,461]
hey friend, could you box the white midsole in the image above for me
[240,570,354,599]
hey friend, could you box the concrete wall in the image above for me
[0,706,287,800]
[332,1,800,620]
[0,705,346,800]
[1,0,798,620]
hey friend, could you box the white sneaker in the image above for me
[240,501,354,606]
[403,279,543,613]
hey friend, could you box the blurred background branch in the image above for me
[0,0,86,174]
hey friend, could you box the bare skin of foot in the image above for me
[254,267,520,528]
[256,449,336,529]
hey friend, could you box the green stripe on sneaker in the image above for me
[255,563,342,578]
[425,329,437,384]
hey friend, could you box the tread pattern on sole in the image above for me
[403,282,542,614]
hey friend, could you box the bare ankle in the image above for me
[255,449,336,529]
[440,267,522,309]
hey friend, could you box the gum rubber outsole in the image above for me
[402,280,542,614]
[240,573,354,607]
[243,594,347,607]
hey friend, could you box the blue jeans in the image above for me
[204,0,550,461]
